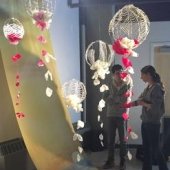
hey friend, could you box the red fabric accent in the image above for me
[122,57,132,68]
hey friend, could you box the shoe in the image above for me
[102,160,115,169]
[119,160,126,170]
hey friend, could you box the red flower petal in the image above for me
[128,127,132,134]
[42,50,47,56]
[112,38,131,56]
[16,82,20,87]
[7,34,21,45]
[123,90,133,97]
[12,54,22,62]
[37,35,47,44]
[16,112,25,118]
[122,112,129,120]
[37,59,44,67]
[122,57,132,68]
[120,72,128,79]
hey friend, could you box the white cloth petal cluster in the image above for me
[98,99,106,112]
[44,53,56,63]
[130,131,138,140]
[100,84,109,92]
[90,60,110,86]
[127,150,133,160]
[46,87,53,97]
[120,37,135,50]
[119,37,138,57]
[73,133,83,142]
[77,120,85,129]
[65,95,83,112]
[78,146,83,154]
[44,70,53,81]
[123,74,133,87]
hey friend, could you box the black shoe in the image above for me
[102,160,115,169]
[119,161,126,170]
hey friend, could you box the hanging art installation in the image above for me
[3,18,25,119]
[85,40,114,147]
[3,18,25,45]
[62,79,86,162]
[85,40,114,86]
[107,4,150,159]
[25,0,55,31]
[25,0,56,98]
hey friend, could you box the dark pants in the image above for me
[107,117,127,162]
[141,123,169,170]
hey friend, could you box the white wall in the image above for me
[116,21,170,144]
[50,0,80,123]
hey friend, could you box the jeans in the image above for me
[107,117,127,162]
[141,122,169,170]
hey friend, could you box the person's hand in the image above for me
[138,101,151,110]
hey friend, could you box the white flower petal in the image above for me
[127,150,133,160]
[44,70,53,81]
[100,123,104,128]
[77,120,85,129]
[130,131,138,140]
[46,87,53,97]
[97,115,101,122]
[78,146,83,153]
[99,133,104,140]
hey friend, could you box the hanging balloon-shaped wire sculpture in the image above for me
[25,0,56,30]
[108,4,149,160]
[109,4,150,57]
[62,79,87,112]
[3,18,25,45]
[85,40,114,86]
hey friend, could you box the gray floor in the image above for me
[78,149,170,170]
[0,149,169,170]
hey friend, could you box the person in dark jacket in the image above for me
[124,65,169,170]
[102,64,132,170]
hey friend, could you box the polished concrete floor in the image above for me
[0,149,170,170]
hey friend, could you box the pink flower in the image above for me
[122,112,129,120]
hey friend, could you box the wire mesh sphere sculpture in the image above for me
[3,18,25,45]
[85,40,114,66]
[62,79,86,112]
[85,40,114,85]
[109,4,150,48]
[25,0,56,30]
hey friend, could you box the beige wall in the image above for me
[154,47,170,116]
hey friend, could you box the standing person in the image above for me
[102,64,132,170]
[124,65,169,170]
